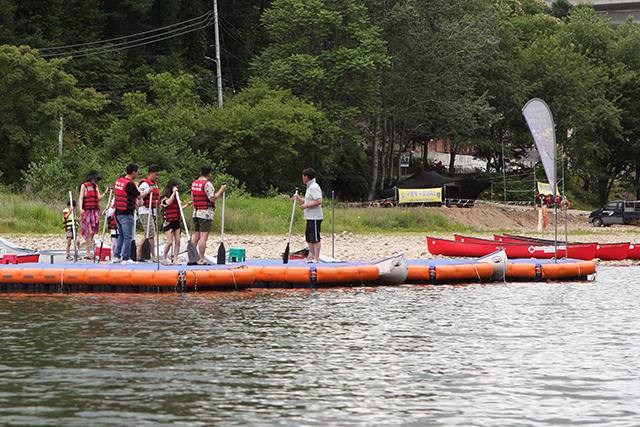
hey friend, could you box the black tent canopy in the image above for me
[376,170,490,205]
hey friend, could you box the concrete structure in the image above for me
[568,0,640,26]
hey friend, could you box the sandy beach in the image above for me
[7,230,640,266]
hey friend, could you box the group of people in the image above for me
[65,165,323,264]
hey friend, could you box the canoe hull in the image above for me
[428,236,596,260]
[373,252,408,285]
[495,234,629,261]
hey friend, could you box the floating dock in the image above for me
[0,256,596,294]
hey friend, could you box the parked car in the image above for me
[588,200,640,227]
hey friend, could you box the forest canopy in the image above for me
[1,0,640,205]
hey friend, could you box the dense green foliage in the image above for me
[2,0,640,208]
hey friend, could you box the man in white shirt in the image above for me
[295,168,323,263]
[138,165,160,261]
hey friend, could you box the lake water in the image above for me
[0,266,638,426]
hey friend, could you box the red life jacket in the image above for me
[161,197,181,222]
[114,177,136,212]
[191,179,214,210]
[108,214,117,230]
[82,182,99,210]
[140,178,158,208]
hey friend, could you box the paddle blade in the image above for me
[283,243,290,264]
[96,243,104,264]
[217,242,226,265]
[140,239,151,261]
[186,240,199,265]
[130,240,137,261]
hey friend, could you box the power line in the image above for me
[41,11,214,60]
[40,11,214,52]
[219,16,262,54]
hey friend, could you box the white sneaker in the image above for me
[112,257,122,264]
[122,259,137,265]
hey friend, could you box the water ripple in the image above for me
[0,267,639,426]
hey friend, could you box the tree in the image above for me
[201,84,337,194]
[251,0,389,121]
[551,0,573,20]
[472,0,556,173]
[104,72,216,188]
[0,45,107,185]
[607,17,640,200]
[250,0,388,198]
[518,6,625,205]
[370,0,499,185]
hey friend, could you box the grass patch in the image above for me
[0,192,476,236]
[0,193,65,234]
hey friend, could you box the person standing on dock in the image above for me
[160,179,192,265]
[295,168,323,263]
[113,164,142,264]
[78,170,110,260]
[63,199,80,261]
[191,165,226,265]
[138,165,161,262]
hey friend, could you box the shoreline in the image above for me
[5,230,640,266]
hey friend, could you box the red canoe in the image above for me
[0,253,40,264]
[494,234,630,261]
[454,234,598,261]
[628,244,640,260]
[428,236,596,260]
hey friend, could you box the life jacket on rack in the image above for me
[82,182,99,211]
[114,177,136,212]
[191,179,214,210]
[140,178,158,208]
[162,198,181,223]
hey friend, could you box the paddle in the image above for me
[217,184,227,265]
[130,214,137,262]
[283,188,299,264]
[95,189,113,264]
[130,239,137,261]
[156,198,160,270]
[69,190,78,262]
[176,191,199,264]
[139,192,153,261]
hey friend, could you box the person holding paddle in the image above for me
[138,165,160,262]
[294,168,323,263]
[112,164,143,264]
[78,170,110,260]
[160,179,192,265]
[191,165,226,265]
[63,199,80,261]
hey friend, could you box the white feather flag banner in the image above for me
[522,98,556,197]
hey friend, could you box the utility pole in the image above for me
[58,113,63,158]
[214,0,223,108]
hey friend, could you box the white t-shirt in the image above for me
[304,179,323,220]
[138,181,158,216]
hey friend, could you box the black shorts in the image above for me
[305,220,322,244]
[163,221,181,232]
